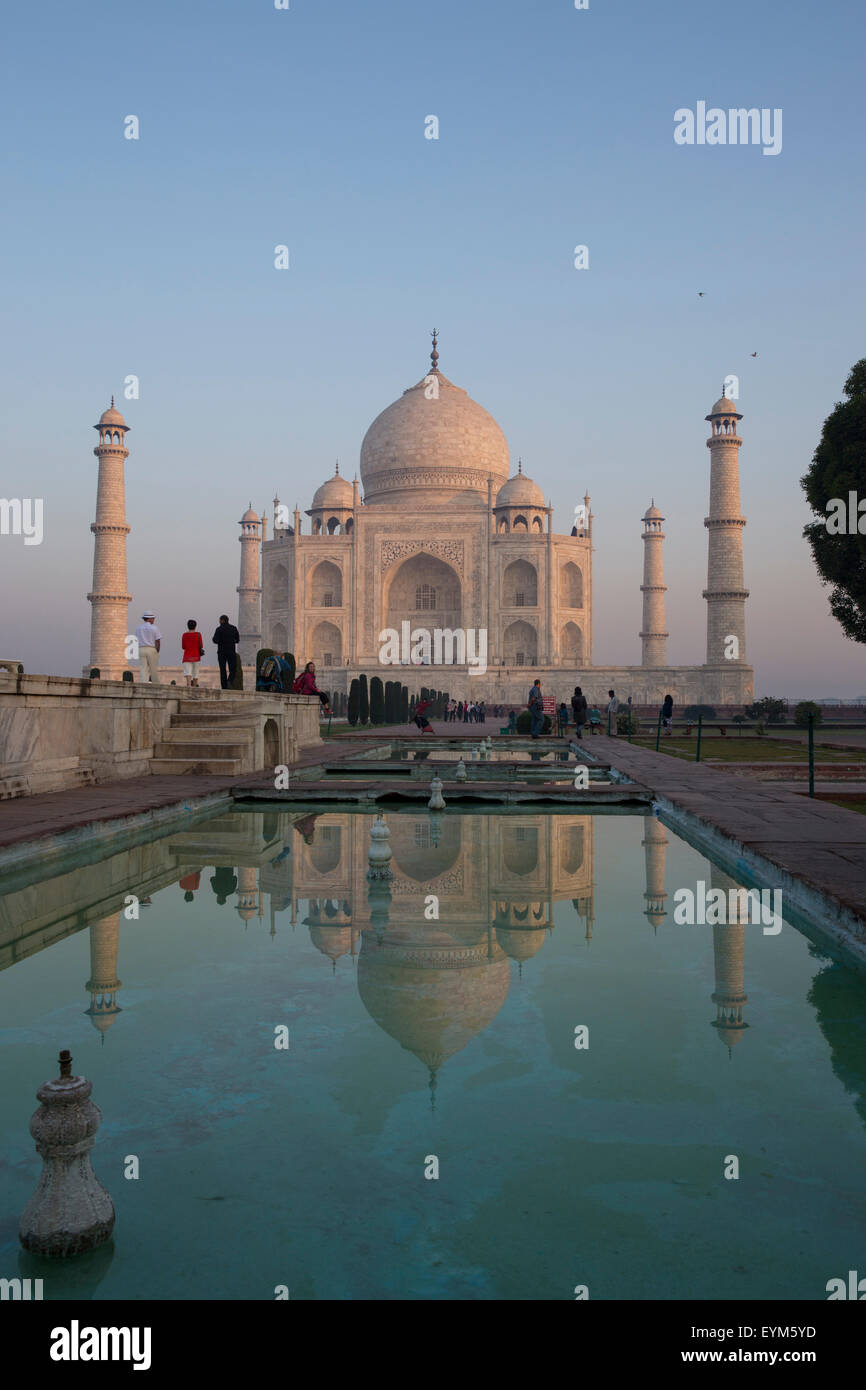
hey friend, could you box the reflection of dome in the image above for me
[495,468,545,509]
[357,936,510,1076]
[309,924,355,965]
[360,360,511,505]
[495,927,546,962]
[312,467,354,510]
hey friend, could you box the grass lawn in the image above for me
[629,737,866,764]
[824,798,866,815]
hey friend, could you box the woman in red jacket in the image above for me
[414,697,435,733]
[293,661,330,714]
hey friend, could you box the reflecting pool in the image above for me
[2,805,865,1300]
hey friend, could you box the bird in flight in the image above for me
[751,351,758,357]
[698,291,704,297]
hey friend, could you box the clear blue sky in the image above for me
[2,0,865,695]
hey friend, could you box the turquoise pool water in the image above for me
[2,805,865,1300]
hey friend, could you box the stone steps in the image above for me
[150,756,243,776]
[159,725,255,746]
[169,713,262,727]
[153,741,251,761]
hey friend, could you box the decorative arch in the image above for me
[502,619,537,666]
[326,516,341,534]
[271,621,288,652]
[309,823,341,876]
[309,560,342,607]
[560,562,583,608]
[502,559,538,608]
[384,552,462,636]
[497,517,509,534]
[264,718,280,766]
[532,515,543,532]
[502,824,539,877]
[561,621,582,663]
[512,514,528,533]
[560,823,585,875]
[309,620,341,668]
[388,816,462,882]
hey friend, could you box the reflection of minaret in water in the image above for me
[571,892,595,942]
[709,866,749,1055]
[236,867,259,925]
[84,912,122,1040]
[642,815,668,931]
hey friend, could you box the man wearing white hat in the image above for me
[135,611,162,683]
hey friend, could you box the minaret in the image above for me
[639,501,668,666]
[641,815,668,930]
[704,388,748,664]
[84,912,122,1038]
[237,503,262,665]
[86,399,131,679]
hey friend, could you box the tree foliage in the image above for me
[745,696,787,723]
[794,700,823,728]
[802,358,866,643]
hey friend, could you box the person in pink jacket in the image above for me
[293,661,330,714]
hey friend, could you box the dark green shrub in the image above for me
[348,679,360,726]
[370,676,385,724]
[516,710,552,735]
[359,673,369,725]
[684,704,716,721]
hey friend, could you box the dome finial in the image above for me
[110,395,114,408]
[721,381,727,398]
[517,457,523,474]
[430,327,439,372]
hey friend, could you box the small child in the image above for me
[181,619,205,687]
[558,702,569,736]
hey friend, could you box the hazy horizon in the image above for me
[2,0,864,698]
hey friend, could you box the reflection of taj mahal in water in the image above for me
[0,812,752,1087]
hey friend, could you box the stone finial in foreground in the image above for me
[366,813,393,881]
[19,1050,115,1257]
[428,775,446,809]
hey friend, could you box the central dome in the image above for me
[360,364,511,506]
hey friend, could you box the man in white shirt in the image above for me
[606,689,619,736]
[135,611,162,683]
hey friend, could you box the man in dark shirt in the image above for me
[213,614,241,689]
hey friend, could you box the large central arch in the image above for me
[383,553,462,641]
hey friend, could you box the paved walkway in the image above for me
[0,738,360,854]
[591,734,866,927]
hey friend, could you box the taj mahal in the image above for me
[87,334,754,705]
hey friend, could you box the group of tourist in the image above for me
[445,700,486,723]
[134,612,242,689]
[525,682,676,739]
